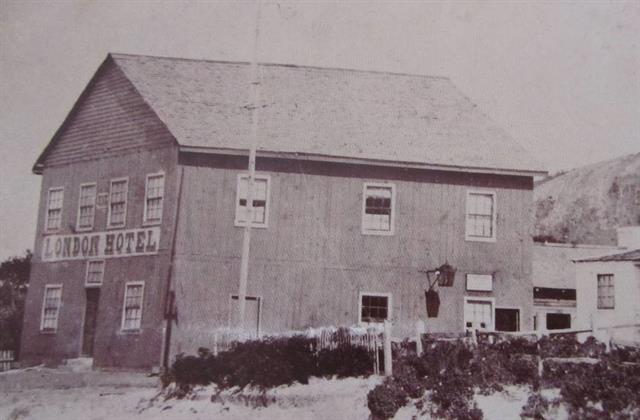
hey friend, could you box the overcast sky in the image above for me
[0,1,638,260]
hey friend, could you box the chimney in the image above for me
[616,226,640,250]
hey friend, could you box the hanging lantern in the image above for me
[425,288,440,318]
[437,263,456,287]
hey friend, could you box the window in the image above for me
[464,298,494,331]
[108,178,128,228]
[359,292,391,324]
[121,282,144,331]
[597,274,614,309]
[40,285,62,332]
[465,191,496,241]
[46,187,64,231]
[144,173,165,224]
[77,183,97,230]
[85,260,105,287]
[362,183,395,234]
[235,174,269,227]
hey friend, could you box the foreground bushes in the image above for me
[368,335,640,420]
[164,335,373,395]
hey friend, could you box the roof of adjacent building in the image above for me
[533,242,623,289]
[35,53,546,175]
[574,248,640,263]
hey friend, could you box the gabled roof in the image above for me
[574,249,640,263]
[35,53,546,175]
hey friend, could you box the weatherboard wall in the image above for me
[21,146,179,369]
[169,153,535,357]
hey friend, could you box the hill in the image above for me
[534,152,640,245]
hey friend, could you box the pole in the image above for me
[384,320,393,376]
[237,0,262,331]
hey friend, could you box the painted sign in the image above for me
[41,227,161,262]
[466,274,493,292]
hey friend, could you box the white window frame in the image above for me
[120,281,145,332]
[465,190,497,242]
[76,182,97,231]
[234,173,270,228]
[45,187,64,232]
[40,284,63,332]
[107,177,129,229]
[597,274,615,310]
[361,182,396,236]
[358,291,392,325]
[463,296,496,331]
[85,259,105,287]
[143,172,165,226]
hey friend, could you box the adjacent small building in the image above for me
[574,227,640,344]
[20,53,545,369]
[532,242,620,331]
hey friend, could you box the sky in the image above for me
[0,1,638,260]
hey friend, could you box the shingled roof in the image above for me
[37,53,546,175]
[574,249,640,263]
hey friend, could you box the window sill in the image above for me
[119,329,142,335]
[142,220,162,227]
[234,221,268,229]
[39,330,57,335]
[106,224,127,230]
[361,229,394,236]
[75,227,94,233]
[465,235,497,243]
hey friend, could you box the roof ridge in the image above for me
[108,52,451,81]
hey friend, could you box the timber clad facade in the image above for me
[21,53,545,369]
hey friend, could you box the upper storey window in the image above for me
[465,191,496,242]
[144,173,165,225]
[108,178,128,228]
[46,187,64,232]
[362,183,395,235]
[235,174,270,228]
[77,183,97,231]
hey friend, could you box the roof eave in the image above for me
[179,145,547,177]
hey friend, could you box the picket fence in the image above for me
[0,350,14,372]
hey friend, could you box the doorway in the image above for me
[495,308,520,332]
[82,288,100,356]
[230,295,261,337]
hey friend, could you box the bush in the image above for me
[167,334,374,394]
[521,393,549,419]
[367,377,409,420]
[317,345,373,378]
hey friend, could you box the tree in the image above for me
[0,250,32,353]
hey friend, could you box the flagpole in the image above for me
[237,0,262,332]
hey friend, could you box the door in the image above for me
[82,288,100,356]
[464,299,493,331]
[495,308,520,332]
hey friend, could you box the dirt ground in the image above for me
[0,366,556,420]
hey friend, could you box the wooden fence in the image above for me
[0,350,14,372]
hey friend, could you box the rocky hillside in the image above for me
[534,152,640,245]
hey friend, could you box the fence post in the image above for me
[415,320,423,356]
[384,320,393,376]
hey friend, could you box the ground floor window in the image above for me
[229,295,261,337]
[121,282,144,331]
[464,298,493,331]
[495,308,520,332]
[41,285,62,332]
[546,313,571,330]
[597,274,615,309]
[359,292,391,324]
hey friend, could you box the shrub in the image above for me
[317,345,373,378]
[521,393,549,419]
[367,377,409,420]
